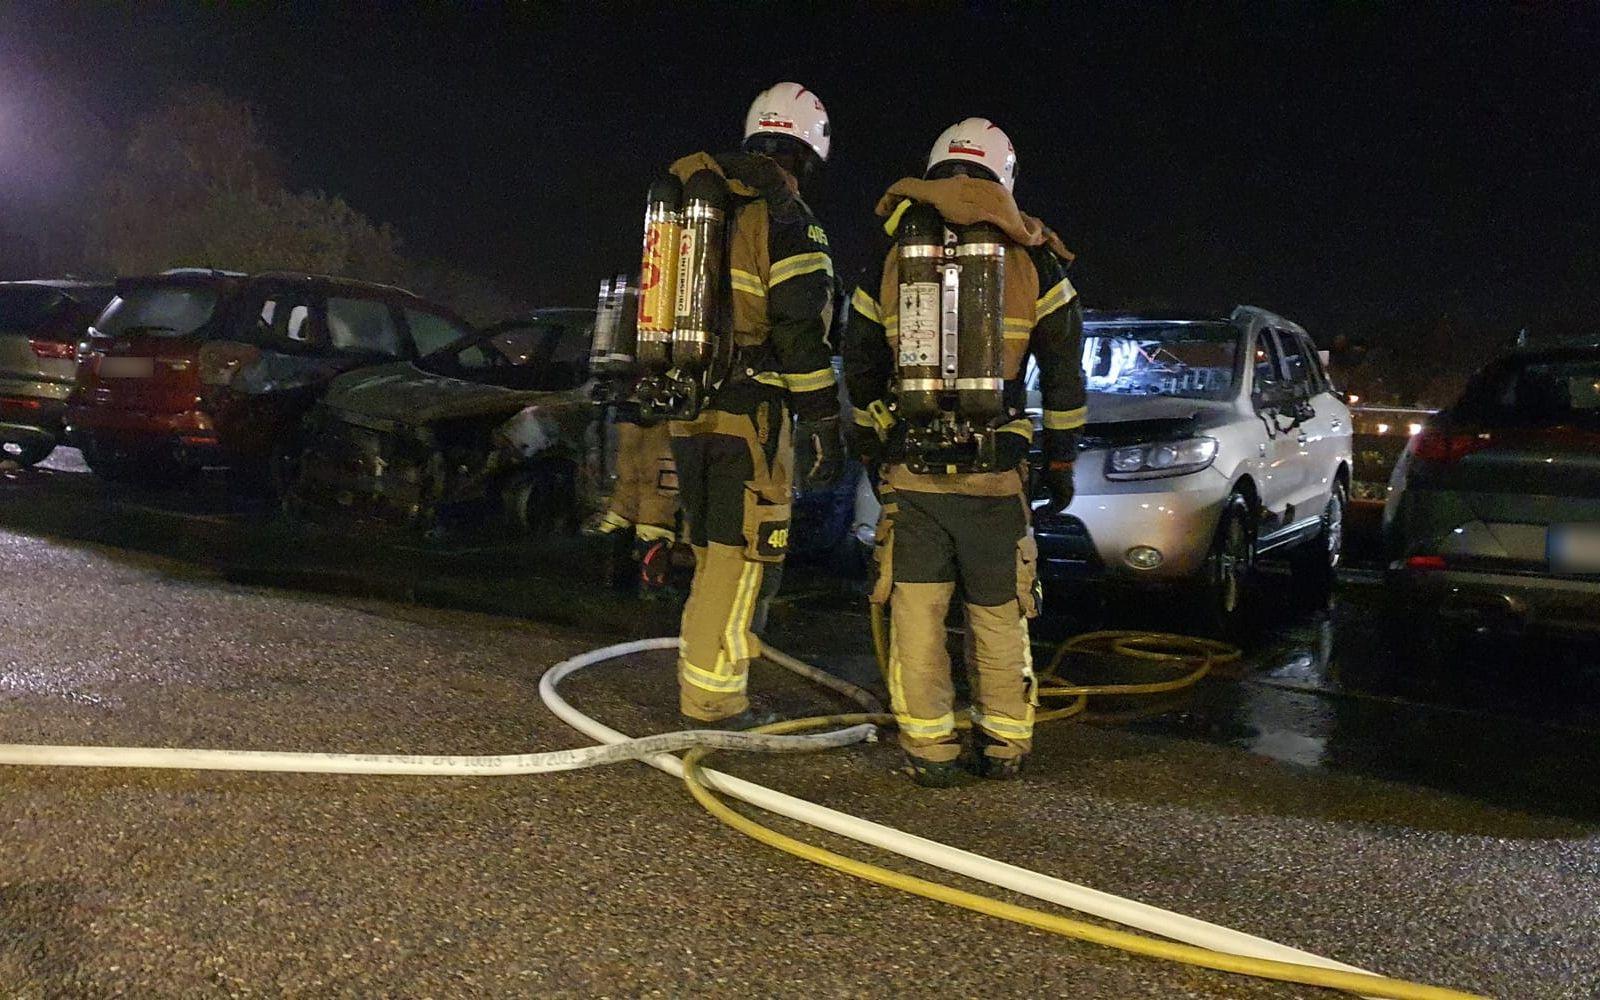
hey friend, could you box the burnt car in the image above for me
[1384,344,1600,648]
[292,308,601,533]
[67,269,455,490]
[0,279,114,466]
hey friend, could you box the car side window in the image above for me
[405,308,471,357]
[1252,330,1284,404]
[250,289,319,350]
[1299,332,1333,394]
[327,297,404,358]
[1275,329,1314,395]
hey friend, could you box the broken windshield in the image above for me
[1082,321,1240,400]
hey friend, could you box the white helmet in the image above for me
[743,82,831,162]
[926,117,1017,192]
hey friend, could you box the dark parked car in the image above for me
[1384,345,1600,646]
[292,308,602,533]
[0,279,114,466]
[67,269,464,490]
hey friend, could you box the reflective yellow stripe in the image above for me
[680,659,748,693]
[730,268,766,298]
[1043,406,1087,431]
[867,399,896,432]
[882,198,913,236]
[851,406,876,428]
[895,711,958,739]
[769,251,832,288]
[1035,277,1077,322]
[723,560,762,665]
[969,708,1033,741]
[597,510,632,531]
[782,368,836,393]
[1003,317,1033,341]
[752,372,786,388]
[851,287,883,324]
[884,315,899,336]
[634,523,675,543]
[996,418,1034,439]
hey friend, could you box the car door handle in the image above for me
[1329,417,1342,431]
[1296,431,1309,446]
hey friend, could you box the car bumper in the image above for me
[1388,564,1600,637]
[0,392,68,446]
[65,405,223,465]
[1035,471,1232,583]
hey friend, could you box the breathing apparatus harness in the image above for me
[887,202,1019,475]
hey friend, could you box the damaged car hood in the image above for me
[321,362,581,430]
[1082,392,1235,442]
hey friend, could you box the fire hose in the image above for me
[0,633,1482,999]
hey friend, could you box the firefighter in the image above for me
[843,118,1085,785]
[668,82,843,724]
[584,416,679,597]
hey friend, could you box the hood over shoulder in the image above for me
[875,176,1075,264]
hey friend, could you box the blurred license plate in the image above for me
[1549,524,1600,575]
[98,357,153,378]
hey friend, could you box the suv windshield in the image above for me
[96,284,221,339]
[1082,321,1239,400]
[417,317,592,391]
[1455,356,1600,428]
[0,285,67,331]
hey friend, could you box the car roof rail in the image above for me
[160,267,249,277]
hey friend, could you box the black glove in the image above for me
[846,422,883,469]
[993,430,1032,471]
[801,415,845,489]
[1041,428,1078,514]
[1042,460,1075,514]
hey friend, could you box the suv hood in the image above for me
[321,362,578,429]
[1081,393,1234,443]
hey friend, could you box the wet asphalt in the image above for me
[0,451,1597,997]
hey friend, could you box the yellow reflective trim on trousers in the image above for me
[680,659,749,693]
[851,287,883,324]
[996,418,1034,439]
[752,372,786,388]
[1034,277,1077,322]
[783,368,836,393]
[1042,406,1088,431]
[969,709,1033,741]
[769,251,832,288]
[720,560,761,666]
[634,523,675,543]
[882,198,913,236]
[1003,317,1033,341]
[730,268,766,298]
[896,711,958,739]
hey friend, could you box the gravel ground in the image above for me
[1,529,1595,998]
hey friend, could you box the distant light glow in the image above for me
[1408,422,1423,436]
[1376,423,1390,434]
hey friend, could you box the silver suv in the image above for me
[0,280,114,467]
[1032,306,1353,631]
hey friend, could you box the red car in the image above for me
[68,269,468,490]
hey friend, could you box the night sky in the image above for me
[5,3,1599,343]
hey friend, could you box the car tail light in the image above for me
[0,396,44,411]
[1404,555,1448,571]
[28,339,75,360]
[1408,428,1492,464]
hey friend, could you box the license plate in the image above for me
[1549,523,1600,575]
[98,356,154,378]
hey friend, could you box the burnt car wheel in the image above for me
[1196,491,1256,637]
[1290,480,1345,603]
[1,440,53,469]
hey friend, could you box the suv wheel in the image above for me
[1197,491,1255,637]
[1,440,53,469]
[1290,481,1345,603]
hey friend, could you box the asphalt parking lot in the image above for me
[2,450,1597,997]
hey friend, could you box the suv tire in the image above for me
[1197,491,1255,638]
[2,440,54,469]
[1290,480,1345,603]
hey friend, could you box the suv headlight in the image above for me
[1105,437,1219,479]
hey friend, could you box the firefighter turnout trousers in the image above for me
[601,419,678,542]
[670,382,794,720]
[873,477,1040,762]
